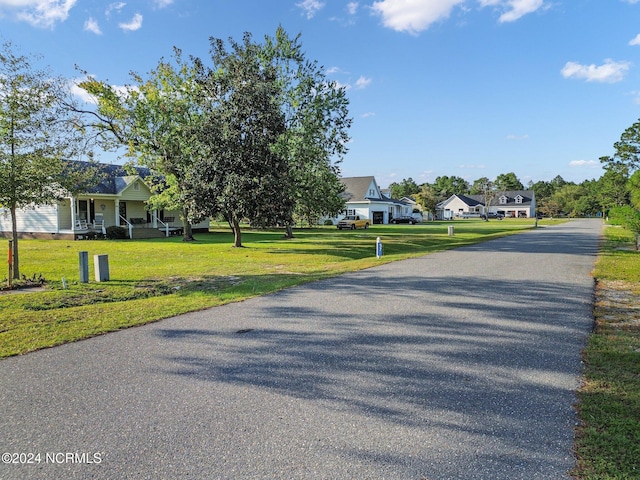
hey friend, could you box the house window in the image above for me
[515,195,523,204]
[133,182,140,191]
[347,209,356,216]
[499,195,507,204]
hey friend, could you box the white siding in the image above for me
[0,205,59,233]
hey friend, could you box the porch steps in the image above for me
[131,228,166,239]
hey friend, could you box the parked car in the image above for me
[480,212,504,220]
[391,215,418,224]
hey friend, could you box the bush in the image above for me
[105,226,128,239]
[323,219,334,226]
[609,206,640,233]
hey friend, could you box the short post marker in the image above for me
[79,251,89,283]
[376,236,383,258]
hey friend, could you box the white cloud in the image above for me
[355,75,372,89]
[561,59,630,83]
[630,34,640,46]
[105,2,125,18]
[83,17,101,35]
[347,2,359,15]
[371,0,465,34]
[371,0,544,34]
[0,0,77,28]
[506,134,529,140]
[326,66,345,75]
[480,0,545,23]
[569,160,599,168]
[119,12,142,31]
[296,0,324,19]
[154,0,173,7]
[361,112,376,118]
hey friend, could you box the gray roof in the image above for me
[468,190,535,207]
[68,161,152,195]
[340,176,410,205]
[340,176,378,202]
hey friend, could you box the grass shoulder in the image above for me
[572,224,640,478]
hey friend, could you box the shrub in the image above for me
[609,206,640,233]
[105,226,128,240]
[323,219,334,226]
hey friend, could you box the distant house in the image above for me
[329,176,413,225]
[0,162,209,240]
[436,190,536,220]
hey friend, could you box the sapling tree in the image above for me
[0,40,87,279]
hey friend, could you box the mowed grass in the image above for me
[0,219,543,357]
[572,225,640,479]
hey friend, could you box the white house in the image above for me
[331,176,413,225]
[436,190,536,220]
[0,162,209,240]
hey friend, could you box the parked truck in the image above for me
[337,215,370,230]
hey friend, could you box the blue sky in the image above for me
[1,0,639,188]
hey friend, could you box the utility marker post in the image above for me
[79,251,89,283]
[376,237,383,258]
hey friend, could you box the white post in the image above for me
[70,197,77,230]
[376,237,383,258]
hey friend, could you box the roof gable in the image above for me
[340,176,382,202]
[70,161,152,195]
[438,194,483,208]
[492,190,535,206]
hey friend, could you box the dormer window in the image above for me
[499,195,508,204]
[515,195,523,204]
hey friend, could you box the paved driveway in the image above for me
[0,219,601,479]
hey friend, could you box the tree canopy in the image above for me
[76,28,350,246]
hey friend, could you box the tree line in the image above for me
[0,29,351,278]
[388,162,633,221]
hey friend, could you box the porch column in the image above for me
[70,197,77,229]
[152,210,158,228]
[115,200,120,226]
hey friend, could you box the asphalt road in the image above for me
[0,219,601,480]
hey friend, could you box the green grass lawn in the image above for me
[0,219,542,357]
[572,225,640,479]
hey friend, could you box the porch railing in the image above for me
[119,215,133,239]
[155,215,170,238]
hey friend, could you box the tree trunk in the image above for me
[231,217,243,247]
[181,207,195,242]
[284,223,294,239]
[10,205,19,279]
